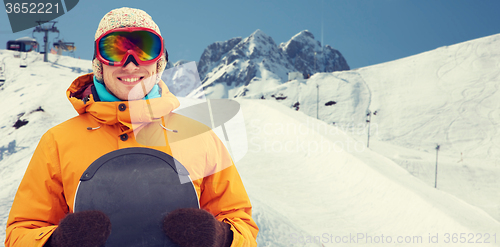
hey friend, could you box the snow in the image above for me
[237,100,500,246]
[243,32,500,227]
[1,32,500,246]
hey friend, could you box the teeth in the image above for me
[121,77,140,82]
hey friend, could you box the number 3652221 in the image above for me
[5,3,59,14]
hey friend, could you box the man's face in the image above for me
[102,61,157,100]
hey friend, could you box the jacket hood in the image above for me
[67,73,180,131]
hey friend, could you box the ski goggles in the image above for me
[94,27,167,66]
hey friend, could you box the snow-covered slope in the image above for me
[242,32,500,222]
[236,99,500,246]
[249,33,500,159]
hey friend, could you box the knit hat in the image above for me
[92,7,167,83]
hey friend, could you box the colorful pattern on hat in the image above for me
[92,7,166,83]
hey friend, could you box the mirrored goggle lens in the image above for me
[99,31,162,63]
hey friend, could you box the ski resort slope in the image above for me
[353,33,500,224]
[235,99,500,246]
[242,32,500,162]
[241,33,500,224]
[358,33,500,160]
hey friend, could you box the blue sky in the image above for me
[1,0,500,69]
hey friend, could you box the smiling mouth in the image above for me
[118,76,145,83]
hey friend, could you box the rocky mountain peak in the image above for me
[236,29,278,59]
[197,37,242,79]
[249,29,271,40]
[192,29,350,99]
[285,30,317,46]
[280,30,321,59]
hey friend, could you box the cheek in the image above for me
[147,64,157,75]
[102,66,118,79]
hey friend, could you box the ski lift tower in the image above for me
[33,21,59,62]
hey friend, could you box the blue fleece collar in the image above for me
[93,76,161,102]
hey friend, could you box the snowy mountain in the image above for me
[190,30,349,99]
[1,32,500,247]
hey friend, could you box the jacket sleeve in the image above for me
[5,131,68,247]
[198,132,259,247]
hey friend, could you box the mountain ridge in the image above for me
[190,29,349,99]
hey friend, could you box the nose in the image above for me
[122,59,139,72]
[121,51,140,71]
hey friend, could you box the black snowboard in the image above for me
[74,147,199,247]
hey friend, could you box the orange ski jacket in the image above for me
[5,73,258,247]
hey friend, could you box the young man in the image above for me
[5,7,258,247]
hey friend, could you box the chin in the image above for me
[127,83,153,100]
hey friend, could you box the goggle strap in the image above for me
[93,40,97,60]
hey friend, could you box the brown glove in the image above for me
[163,208,233,247]
[44,210,112,247]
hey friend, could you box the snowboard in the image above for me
[74,147,199,247]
